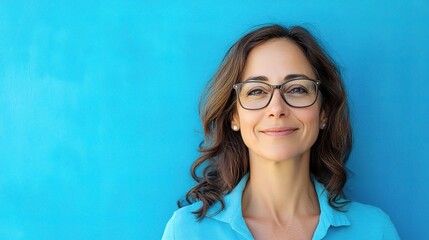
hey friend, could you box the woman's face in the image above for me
[232,38,325,162]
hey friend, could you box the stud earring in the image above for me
[321,122,326,129]
[232,124,239,131]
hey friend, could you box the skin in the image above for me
[231,38,326,240]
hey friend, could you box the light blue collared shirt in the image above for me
[162,175,399,239]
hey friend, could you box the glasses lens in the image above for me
[238,82,272,109]
[282,80,318,107]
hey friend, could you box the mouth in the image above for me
[260,127,299,136]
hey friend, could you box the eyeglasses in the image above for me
[233,78,321,110]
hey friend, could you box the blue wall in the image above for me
[0,1,428,239]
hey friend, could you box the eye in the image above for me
[286,85,308,95]
[247,88,268,96]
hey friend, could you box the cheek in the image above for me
[297,107,322,141]
[303,100,322,125]
[306,111,320,128]
[309,116,321,139]
[236,110,260,146]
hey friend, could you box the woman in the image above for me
[162,24,399,239]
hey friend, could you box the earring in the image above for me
[321,122,326,129]
[232,124,239,131]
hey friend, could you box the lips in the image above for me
[260,127,299,136]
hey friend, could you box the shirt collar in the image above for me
[207,174,351,240]
[208,174,253,239]
[312,179,351,239]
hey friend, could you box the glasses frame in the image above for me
[233,77,322,110]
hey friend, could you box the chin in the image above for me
[253,140,314,160]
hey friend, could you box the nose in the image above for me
[267,88,290,118]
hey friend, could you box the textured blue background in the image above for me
[0,1,428,239]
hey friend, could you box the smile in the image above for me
[260,127,299,136]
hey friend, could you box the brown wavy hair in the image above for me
[179,24,352,220]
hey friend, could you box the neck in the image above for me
[242,151,320,223]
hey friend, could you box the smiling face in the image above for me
[232,38,325,163]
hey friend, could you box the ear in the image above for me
[232,112,239,125]
[320,109,327,129]
[320,108,326,120]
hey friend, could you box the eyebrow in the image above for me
[243,74,311,82]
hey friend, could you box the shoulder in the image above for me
[169,201,203,225]
[161,202,232,240]
[161,202,201,239]
[346,201,391,225]
[341,201,400,239]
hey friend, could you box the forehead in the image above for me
[241,38,315,80]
